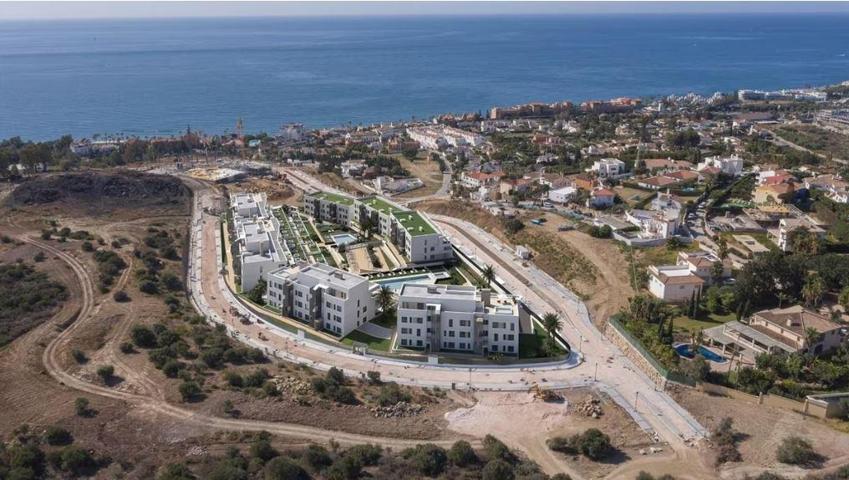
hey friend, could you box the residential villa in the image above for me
[625,192,682,239]
[776,218,827,252]
[397,284,522,355]
[676,251,730,285]
[697,154,744,176]
[647,264,704,303]
[704,305,845,360]
[264,262,379,337]
[589,158,626,178]
[588,188,616,208]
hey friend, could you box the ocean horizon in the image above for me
[1,13,848,140]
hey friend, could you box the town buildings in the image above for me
[589,158,627,178]
[647,264,704,303]
[407,125,485,150]
[397,284,521,355]
[265,262,378,337]
[696,154,744,176]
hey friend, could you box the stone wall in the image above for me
[603,321,668,389]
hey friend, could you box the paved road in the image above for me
[762,128,848,165]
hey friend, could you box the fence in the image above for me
[606,315,696,388]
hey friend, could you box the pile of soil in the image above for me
[6,171,190,210]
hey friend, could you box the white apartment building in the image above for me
[625,192,681,239]
[397,284,521,355]
[548,186,577,204]
[697,155,744,176]
[407,125,485,150]
[303,193,454,265]
[589,158,626,178]
[265,262,378,337]
[230,193,292,291]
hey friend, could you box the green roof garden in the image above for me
[394,211,437,236]
[360,196,405,214]
[310,191,355,206]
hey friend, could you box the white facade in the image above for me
[647,265,704,303]
[589,158,626,178]
[230,192,292,291]
[777,218,827,252]
[397,284,520,355]
[265,262,378,337]
[625,193,681,239]
[407,125,485,150]
[548,186,577,204]
[697,155,744,176]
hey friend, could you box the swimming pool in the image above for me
[372,273,435,293]
[675,343,727,363]
[330,233,358,247]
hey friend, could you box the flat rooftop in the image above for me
[399,283,477,300]
[360,196,406,214]
[310,191,355,206]
[394,211,437,236]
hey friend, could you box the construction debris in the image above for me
[273,376,312,396]
[576,395,603,418]
[370,402,424,418]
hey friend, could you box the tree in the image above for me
[406,444,447,477]
[263,457,308,480]
[482,264,495,286]
[113,290,130,302]
[573,428,612,461]
[680,354,710,381]
[839,286,849,313]
[711,262,725,284]
[131,325,157,348]
[717,237,729,260]
[376,285,394,314]
[802,273,825,307]
[789,228,821,256]
[804,327,823,352]
[44,426,73,446]
[448,440,477,467]
[541,313,562,339]
[179,381,203,402]
[248,279,266,305]
[156,463,196,480]
[96,364,114,383]
[482,459,515,480]
[60,446,95,476]
[74,397,91,417]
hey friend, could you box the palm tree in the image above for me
[481,264,495,287]
[377,285,394,314]
[541,312,562,339]
[802,273,825,307]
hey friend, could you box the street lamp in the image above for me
[634,391,639,411]
[594,362,598,381]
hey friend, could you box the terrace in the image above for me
[311,191,355,205]
[394,211,436,236]
[361,196,405,214]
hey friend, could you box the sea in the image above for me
[1,14,849,141]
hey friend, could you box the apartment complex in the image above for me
[230,192,292,291]
[396,284,521,355]
[406,125,486,150]
[264,262,378,337]
[303,192,453,265]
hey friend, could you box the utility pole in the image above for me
[594,362,598,381]
[634,391,640,411]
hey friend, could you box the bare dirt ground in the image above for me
[446,388,658,480]
[672,387,849,479]
[394,154,444,199]
[226,176,302,207]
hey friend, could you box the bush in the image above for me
[112,290,130,302]
[366,370,382,385]
[96,364,114,382]
[710,417,741,465]
[119,341,134,354]
[81,241,94,252]
[44,426,73,446]
[302,444,332,471]
[546,436,576,454]
[405,444,447,477]
[244,369,270,388]
[131,325,157,348]
[346,444,381,467]
[776,436,821,466]
[162,360,185,378]
[483,435,513,462]
[448,440,477,467]
[156,463,196,480]
[250,434,277,462]
[162,272,183,291]
[59,446,94,476]
[225,371,244,388]
[263,457,308,480]
[377,382,411,407]
[482,459,515,480]
[326,456,361,480]
[179,381,203,402]
[74,397,91,417]
[139,280,159,295]
[33,251,46,262]
[573,428,612,461]
[71,349,87,364]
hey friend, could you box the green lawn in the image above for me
[672,312,735,334]
[341,330,392,351]
[519,327,565,359]
[372,311,397,329]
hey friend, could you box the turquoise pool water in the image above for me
[675,344,727,363]
[331,233,358,247]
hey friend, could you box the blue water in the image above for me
[372,274,435,293]
[675,343,727,363]
[330,233,358,247]
[2,14,849,140]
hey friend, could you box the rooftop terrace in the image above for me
[394,211,437,236]
[311,191,355,206]
[360,196,406,214]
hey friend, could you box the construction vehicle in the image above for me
[529,384,562,402]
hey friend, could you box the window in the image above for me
[401,316,408,323]
[460,320,471,327]
[448,319,453,328]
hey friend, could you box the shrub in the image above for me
[74,397,91,417]
[405,443,447,477]
[346,444,382,467]
[326,456,361,480]
[225,371,244,388]
[59,446,94,476]
[776,436,821,466]
[448,440,477,467]
[71,349,87,364]
[112,290,130,302]
[162,360,185,378]
[156,463,196,480]
[710,417,741,465]
[162,272,183,291]
[249,434,277,462]
[245,369,270,388]
[119,342,134,354]
[377,382,411,407]
[96,364,114,382]
[302,444,332,471]
[179,381,203,402]
[546,436,576,454]
[483,435,514,462]
[263,457,308,480]
[222,400,236,416]
[81,241,94,252]
[573,428,612,461]
[33,251,46,262]
[131,325,157,348]
[482,459,515,480]
[366,370,382,385]
[44,426,73,446]
[139,280,159,295]
[327,367,345,385]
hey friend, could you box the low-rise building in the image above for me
[589,158,626,178]
[588,188,616,208]
[265,262,378,337]
[548,186,577,204]
[647,264,704,303]
[397,284,521,355]
[676,251,730,284]
[776,218,827,252]
[697,155,744,176]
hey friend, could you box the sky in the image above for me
[2,1,849,20]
